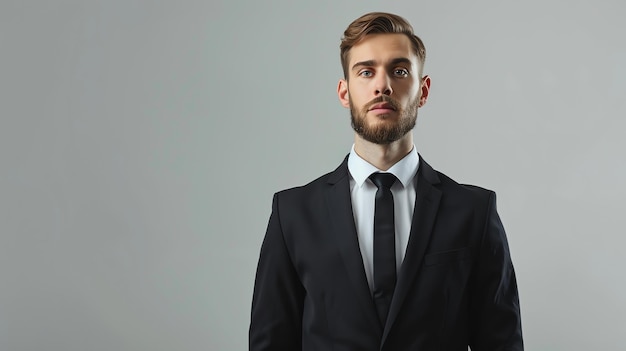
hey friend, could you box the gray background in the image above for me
[1,0,625,350]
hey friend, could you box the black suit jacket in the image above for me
[250,156,523,351]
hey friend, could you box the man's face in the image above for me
[338,33,430,144]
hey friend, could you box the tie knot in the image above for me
[369,172,397,190]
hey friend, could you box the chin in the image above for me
[369,116,399,126]
[368,113,398,123]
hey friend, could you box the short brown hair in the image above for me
[340,12,426,79]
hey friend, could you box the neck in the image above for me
[353,133,414,171]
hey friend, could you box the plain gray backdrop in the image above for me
[1,0,625,350]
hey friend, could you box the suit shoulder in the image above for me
[274,169,335,199]
[433,169,496,202]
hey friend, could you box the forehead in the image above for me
[348,33,416,66]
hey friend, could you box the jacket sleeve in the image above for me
[249,193,305,351]
[469,192,524,351]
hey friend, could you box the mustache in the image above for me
[364,96,400,111]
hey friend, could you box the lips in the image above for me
[368,102,396,111]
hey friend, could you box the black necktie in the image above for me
[369,172,397,326]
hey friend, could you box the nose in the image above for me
[374,74,393,96]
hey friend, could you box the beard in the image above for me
[350,95,419,144]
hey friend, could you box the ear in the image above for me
[337,79,350,108]
[418,75,431,107]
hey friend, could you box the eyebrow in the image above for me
[351,57,413,71]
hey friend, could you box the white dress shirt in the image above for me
[347,145,419,293]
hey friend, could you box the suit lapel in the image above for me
[382,157,442,344]
[325,157,380,330]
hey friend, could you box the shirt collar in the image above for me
[348,144,419,188]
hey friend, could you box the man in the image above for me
[250,12,523,351]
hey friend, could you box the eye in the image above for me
[393,68,409,77]
[359,70,373,78]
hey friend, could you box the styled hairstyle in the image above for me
[340,12,426,79]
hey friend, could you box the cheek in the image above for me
[347,88,369,106]
[402,86,421,103]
